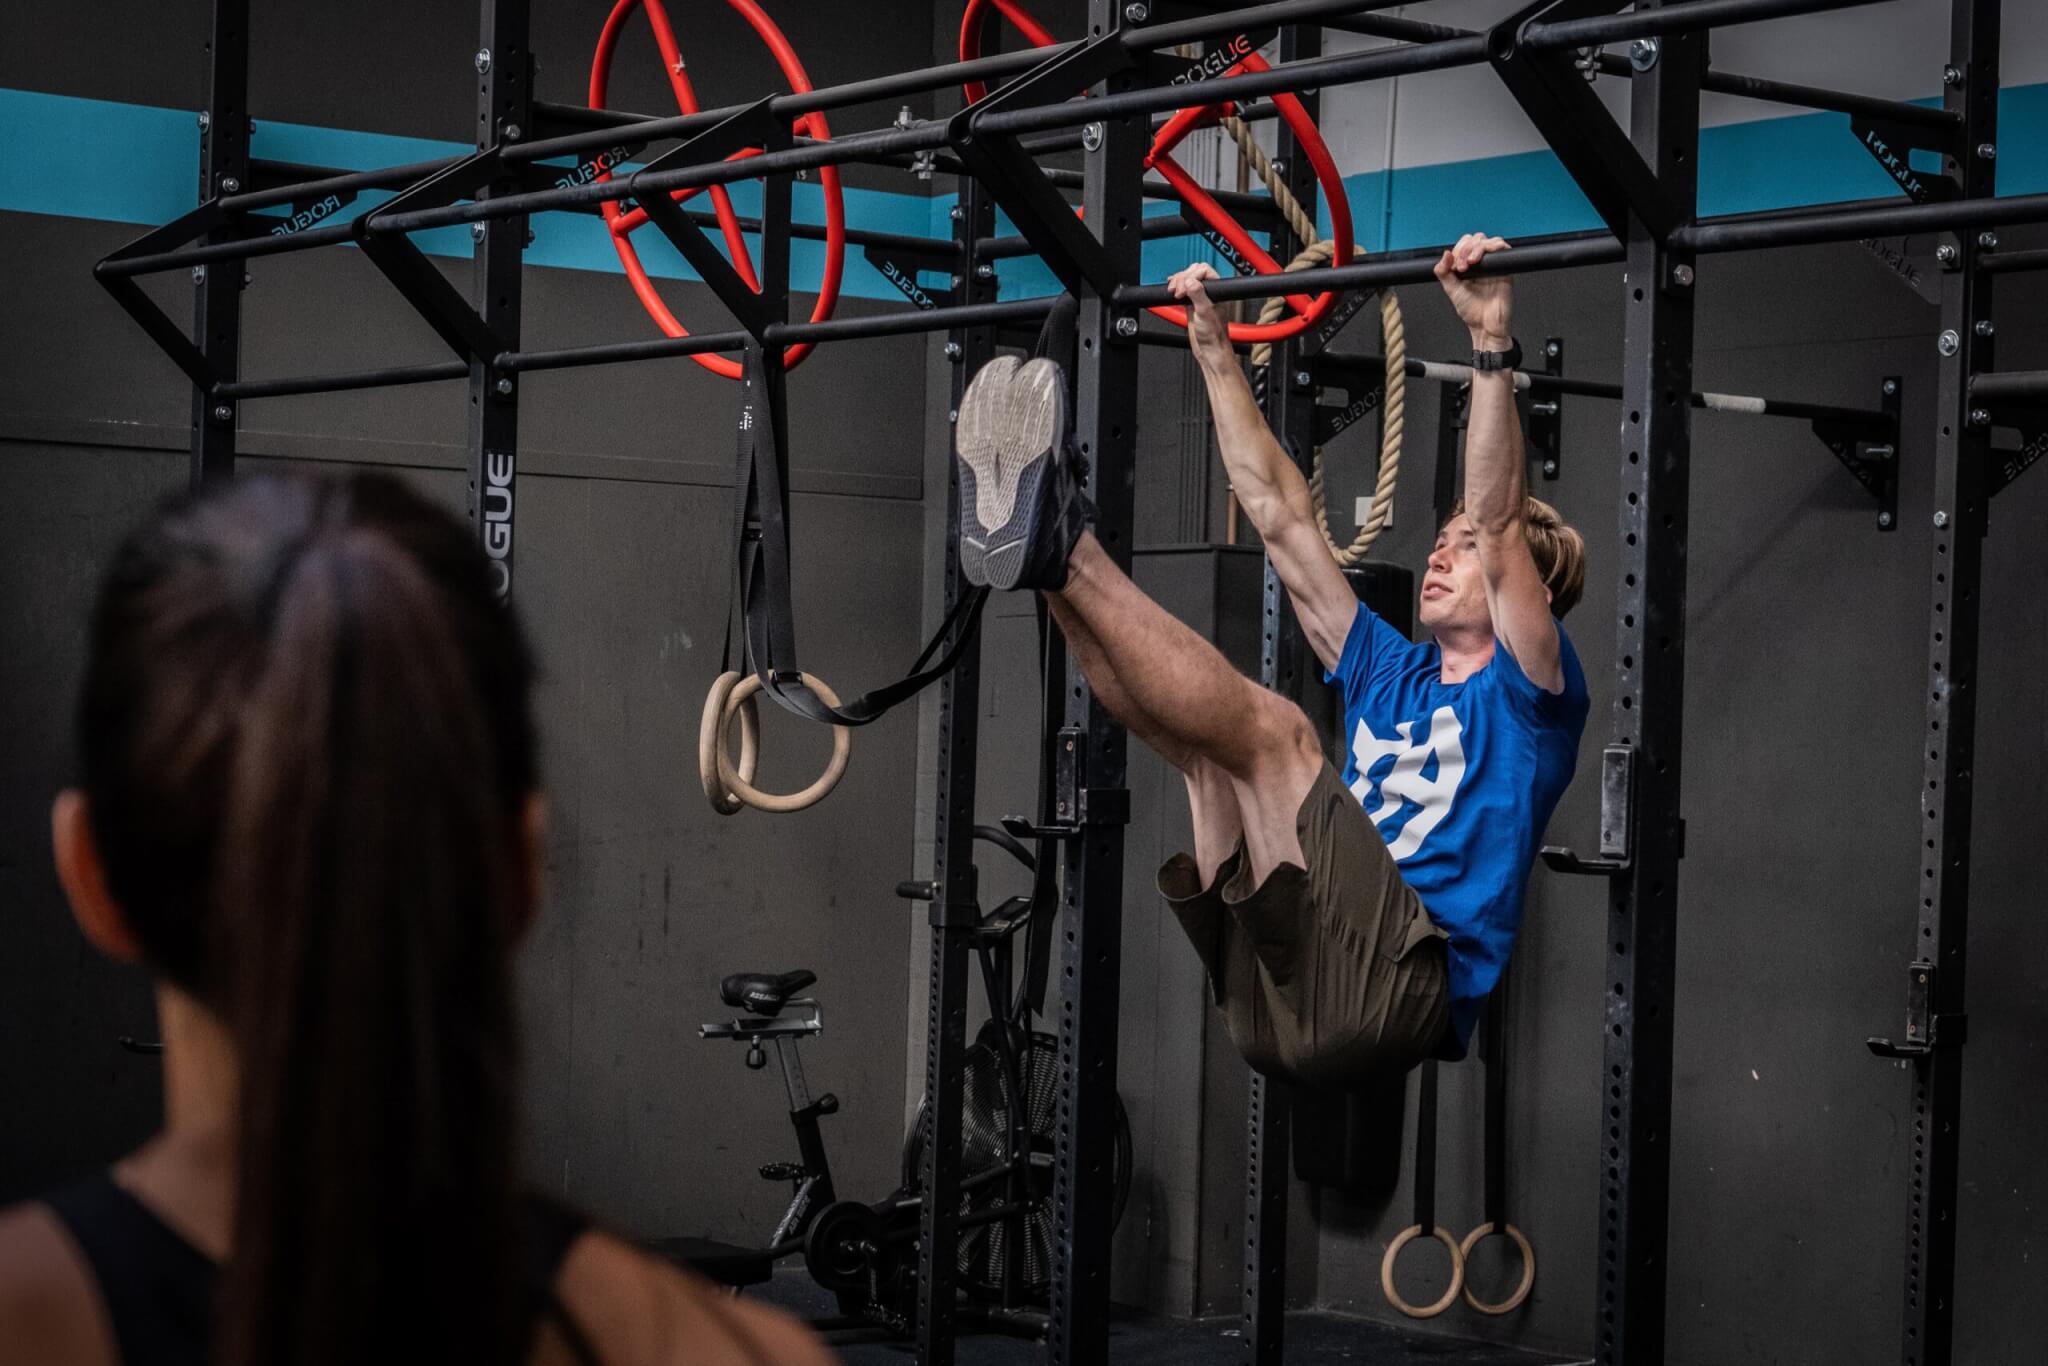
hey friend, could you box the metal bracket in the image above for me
[517,140,648,210]
[1431,377,1472,529]
[1314,381,1386,446]
[630,97,786,339]
[1866,961,1968,1058]
[1528,335,1565,480]
[246,159,363,234]
[1990,421,2048,497]
[1847,111,1963,306]
[947,33,1134,298]
[1540,742,1634,876]
[1489,2,1681,242]
[1301,285,1376,358]
[1000,726,1129,841]
[1811,375,1902,530]
[862,243,958,311]
[1856,233,1944,306]
[355,149,514,362]
[1139,24,1280,89]
[92,199,244,391]
[1850,118,1962,206]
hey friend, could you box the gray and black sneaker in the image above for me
[954,354,1093,591]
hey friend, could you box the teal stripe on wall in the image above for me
[6,83,2046,311]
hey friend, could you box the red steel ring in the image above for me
[958,2,1353,344]
[590,0,846,379]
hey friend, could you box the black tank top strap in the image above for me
[39,1173,211,1366]
[39,1174,603,1366]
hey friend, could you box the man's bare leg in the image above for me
[1049,532,1322,885]
[1048,594,1246,884]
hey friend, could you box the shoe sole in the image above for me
[955,355,1064,591]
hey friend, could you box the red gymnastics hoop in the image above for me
[589,0,846,380]
[957,1,1353,345]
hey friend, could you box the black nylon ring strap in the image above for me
[1481,968,1510,1232]
[1457,968,1535,1317]
[1415,1057,1439,1237]
[1382,1057,1465,1317]
[723,343,989,729]
[721,295,1082,731]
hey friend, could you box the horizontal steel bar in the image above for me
[1399,358,1888,425]
[227,155,465,213]
[1969,370,2048,405]
[1116,233,1627,306]
[376,124,948,235]
[1673,190,2048,252]
[1020,99,1279,158]
[1033,165,1284,221]
[678,209,951,258]
[1329,10,1957,131]
[508,43,1079,167]
[979,212,1215,259]
[531,99,647,132]
[497,327,750,374]
[1523,0,1884,52]
[1982,247,2048,275]
[1114,187,2048,308]
[97,221,356,275]
[214,359,470,400]
[976,33,1490,137]
[1698,68,1961,130]
[1319,13,1465,42]
[500,297,1059,375]
[1126,0,1410,52]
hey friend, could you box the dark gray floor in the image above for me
[758,1272,1587,1365]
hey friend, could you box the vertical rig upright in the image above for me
[1602,13,1700,1365]
[1242,18,1324,1366]
[1046,2,1145,1362]
[1894,2,2000,1361]
[191,0,250,491]
[470,0,531,599]
[914,176,999,1366]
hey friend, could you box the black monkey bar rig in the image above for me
[97,2,2042,1363]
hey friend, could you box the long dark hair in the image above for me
[76,471,540,1366]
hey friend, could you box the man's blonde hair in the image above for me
[1444,496,1586,618]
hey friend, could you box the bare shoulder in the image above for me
[0,1201,118,1366]
[549,1229,837,1366]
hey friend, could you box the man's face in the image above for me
[1419,513,1492,636]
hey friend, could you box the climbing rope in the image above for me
[1217,115,1406,566]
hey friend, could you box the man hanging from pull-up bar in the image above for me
[953,233,1589,1083]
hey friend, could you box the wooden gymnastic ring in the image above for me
[1458,1221,1535,1315]
[714,672,851,814]
[1380,1224,1465,1319]
[697,670,761,815]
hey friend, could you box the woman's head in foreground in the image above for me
[56,470,543,1366]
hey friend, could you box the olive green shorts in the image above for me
[1159,759,1450,1088]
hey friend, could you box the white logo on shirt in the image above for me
[1349,706,1467,861]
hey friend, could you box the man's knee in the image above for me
[1240,691,1323,782]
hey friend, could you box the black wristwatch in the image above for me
[1470,338,1522,373]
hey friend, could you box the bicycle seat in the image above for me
[720,969,817,1016]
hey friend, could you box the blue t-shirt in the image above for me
[1324,604,1590,1056]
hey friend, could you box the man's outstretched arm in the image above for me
[1168,263,1356,674]
[1434,233,1565,693]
